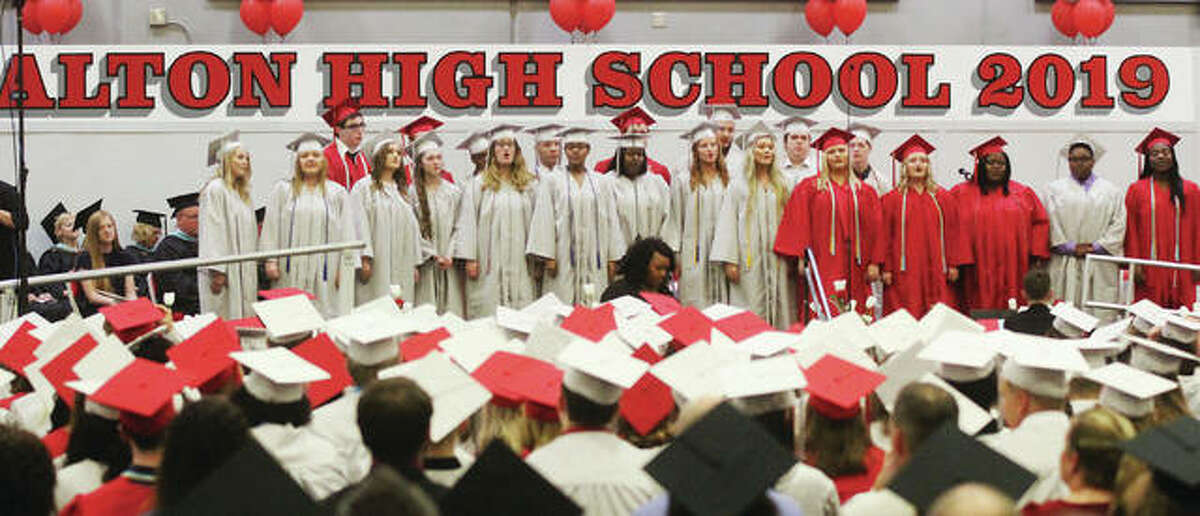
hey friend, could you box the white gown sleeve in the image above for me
[198,180,229,274]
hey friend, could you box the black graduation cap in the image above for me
[441,441,582,516]
[167,192,200,217]
[160,439,327,516]
[74,199,103,233]
[888,423,1036,513]
[134,210,165,229]
[255,207,266,225]
[644,402,797,516]
[1121,417,1200,510]
[40,202,67,242]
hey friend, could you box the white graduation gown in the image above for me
[610,172,672,249]
[981,411,1071,504]
[780,154,817,185]
[251,422,351,500]
[841,488,917,516]
[308,388,371,484]
[452,176,538,317]
[349,180,422,306]
[775,461,841,516]
[408,178,466,316]
[198,178,259,319]
[260,180,355,317]
[665,171,730,309]
[527,170,625,305]
[54,458,105,509]
[1044,176,1126,317]
[710,175,798,329]
[525,431,663,516]
[859,166,892,196]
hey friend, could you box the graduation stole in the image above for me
[821,178,863,264]
[168,230,196,243]
[899,189,946,273]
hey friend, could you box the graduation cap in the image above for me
[658,306,715,350]
[776,116,816,136]
[379,351,491,442]
[258,287,317,301]
[609,133,647,150]
[1059,134,1106,162]
[291,333,354,408]
[363,132,400,163]
[89,358,186,436]
[321,96,362,128]
[1120,417,1200,510]
[918,303,985,345]
[812,127,856,151]
[1050,301,1099,338]
[524,124,566,144]
[165,319,241,391]
[888,424,1036,513]
[680,121,720,146]
[650,343,736,403]
[252,294,324,344]
[167,192,199,217]
[560,304,618,343]
[1127,299,1168,334]
[804,354,886,420]
[467,351,525,408]
[326,311,403,366]
[866,308,921,356]
[890,134,936,163]
[442,440,582,516]
[1135,127,1181,155]
[998,336,1089,399]
[847,122,881,144]
[1087,362,1177,419]
[720,356,806,416]
[397,115,443,140]
[1162,314,1200,345]
[734,121,775,151]
[485,124,522,144]
[1123,334,1200,377]
[969,136,1008,161]
[134,209,165,229]
[714,311,773,343]
[230,347,330,404]
[74,199,103,233]
[409,131,444,159]
[456,130,490,155]
[285,132,331,154]
[206,130,242,168]
[40,202,69,242]
[558,339,648,405]
[702,104,742,123]
[0,321,42,373]
[161,439,326,516]
[557,126,597,146]
[619,371,674,436]
[644,402,796,516]
[440,323,522,373]
[399,327,451,362]
[98,297,164,344]
[610,106,656,133]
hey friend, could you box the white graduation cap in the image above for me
[70,336,135,393]
[999,339,1090,399]
[700,303,746,321]
[651,343,733,403]
[720,356,807,416]
[353,295,404,319]
[917,303,984,345]
[378,351,491,442]
[1086,363,1176,419]
[522,293,574,321]
[826,311,878,352]
[409,131,444,159]
[918,330,998,383]
[605,295,653,320]
[557,127,597,146]
[207,130,243,168]
[364,132,401,162]
[848,122,881,144]
[918,373,994,436]
[1075,333,1128,369]
[285,132,331,154]
[524,319,576,364]
[485,124,522,144]
[525,124,566,144]
[867,309,922,356]
[1059,134,1107,162]
[610,133,647,149]
[792,336,879,372]
[734,121,775,151]
[456,130,490,156]
[230,347,330,404]
[252,295,324,344]
[1127,299,1168,334]
[702,104,741,122]
[741,331,801,358]
[558,340,649,404]
[1161,314,1200,345]
[172,313,219,342]
[495,306,539,335]
[876,342,937,413]
[1051,302,1100,338]
[775,116,817,137]
[680,122,720,146]
[1123,334,1200,376]
[326,311,403,366]
[615,314,674,355]
[439,323,521,373]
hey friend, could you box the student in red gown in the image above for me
[593,107,672,185]
[775,127,884,317]
[880,135,961,318]
[321,97,369,190]
[952,136,1049,311]
[1123,128,1200,309]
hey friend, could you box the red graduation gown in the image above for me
[774,176,884,317]
[323,142,370,190]
[953,181,1050,310]
[881,187,961,318]
[1123,178,1200,308]
[59,472,156,516]
[593,157,672,185]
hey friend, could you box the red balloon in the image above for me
[22,0,43,35]
[1050,0,1076,38]
[834,0,867,36]
[240,0,272,36]
[804,0,835,37]
[64,0,83,33]
[549,0,584,33]
[579,0,615,34]
[1100,0,1116,34]
[38,0,72,35]
[270,0,304,37]
[1074,0,1107,38]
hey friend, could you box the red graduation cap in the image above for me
[619,373,674,436]
[321,97,362,128]
[400,327,451,362]
[610,107,657,133]
[560,305,618,342]
[258,288,316,301]
[228,316,264,329]
[969,136,1008,161]
[291,333,354,409]
[812,127,856,151]
[1135,127,1181,155]
[41,426,71,459]
[0,392,25,410]
[658,307,715,350]
[398,115,444,139]
[40,334,100,409]
[515,358,564,423]
[166,319,241,392]
[99,298,164,343]
[891,134,936,162]
[0,321,40,372]
[90,359,186,435]
[472,351,529,408]
[631,344,663,365]
[641,292,681,316]
[714,311,773,342]
[803,354,886,421]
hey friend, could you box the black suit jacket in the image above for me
[1004,303,1055,336]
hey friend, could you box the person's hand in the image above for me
[867,264,881,283]
[724,263,740,284]
[947,266,959,282]
[334,269,341,290]
[1074,243,1093,257]
[264,261,280,281]
[545,259,558,278]
[436,256,452,270]
[414,268,420,284]
[1134,267,1146,286]
[608,262,617,282]
[466,260,479,279]
[210,272,227,295]
[881,272,893,286]
[359,257,373,284]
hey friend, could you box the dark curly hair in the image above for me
[975,151,1012,196]
[618,237,675,289]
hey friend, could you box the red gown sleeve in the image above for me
[774,178,813,258]
[593,158,612,174]
[1124,183,1143,260]
[1024,185,1051,259]
[647,158,672,185]
[937,188,963,268]
[881,192,898,274]
[948,184,975,267]
[860,185,885,265]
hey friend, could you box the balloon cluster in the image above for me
[240,0,305,38]
[550,0,617,36]
[22,0,84,36]
[804,0,867,39]
[1051,0,1115,41]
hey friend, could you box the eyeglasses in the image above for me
[1067,156,1093,162]
[341,122,366,131]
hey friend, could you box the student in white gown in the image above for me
[408,132,466,315]
[198,131,259,319]
[665,122,731,309]
[260,133,356,317]
[527,127,625,305]
[453,124,539,317]
[349,134,423,306]
[609,134,672,249]
[776,116,818,184]
[526,124,567,179]
[711,122,798,329]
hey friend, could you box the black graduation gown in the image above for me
[1003,303,1055,336]
[74,249,137,316]
[128,244,155,298]
[0,180,27,280]
[151,233,200,315]
[25,251,71,321]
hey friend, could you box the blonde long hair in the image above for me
[816,145,862,192]
[83,210,122,292]
[290,151,329,196]
[219,147,252,202]
[743,135,790,216]
[896,156,939,193]
[481,139,535,193]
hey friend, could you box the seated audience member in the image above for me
[1023,407,1135,516]
[1004,269,1055,336]
[54,394,131,509]
[928,483,1019,516]
[601,237,676,302]
[802,356,887,502]
[75,210,138,316]
[155,398,252,512]
[333,465,439,516]
[1112,418,1200,516]
[0,424,55,516]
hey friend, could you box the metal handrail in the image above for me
[1081,253,1200,311]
